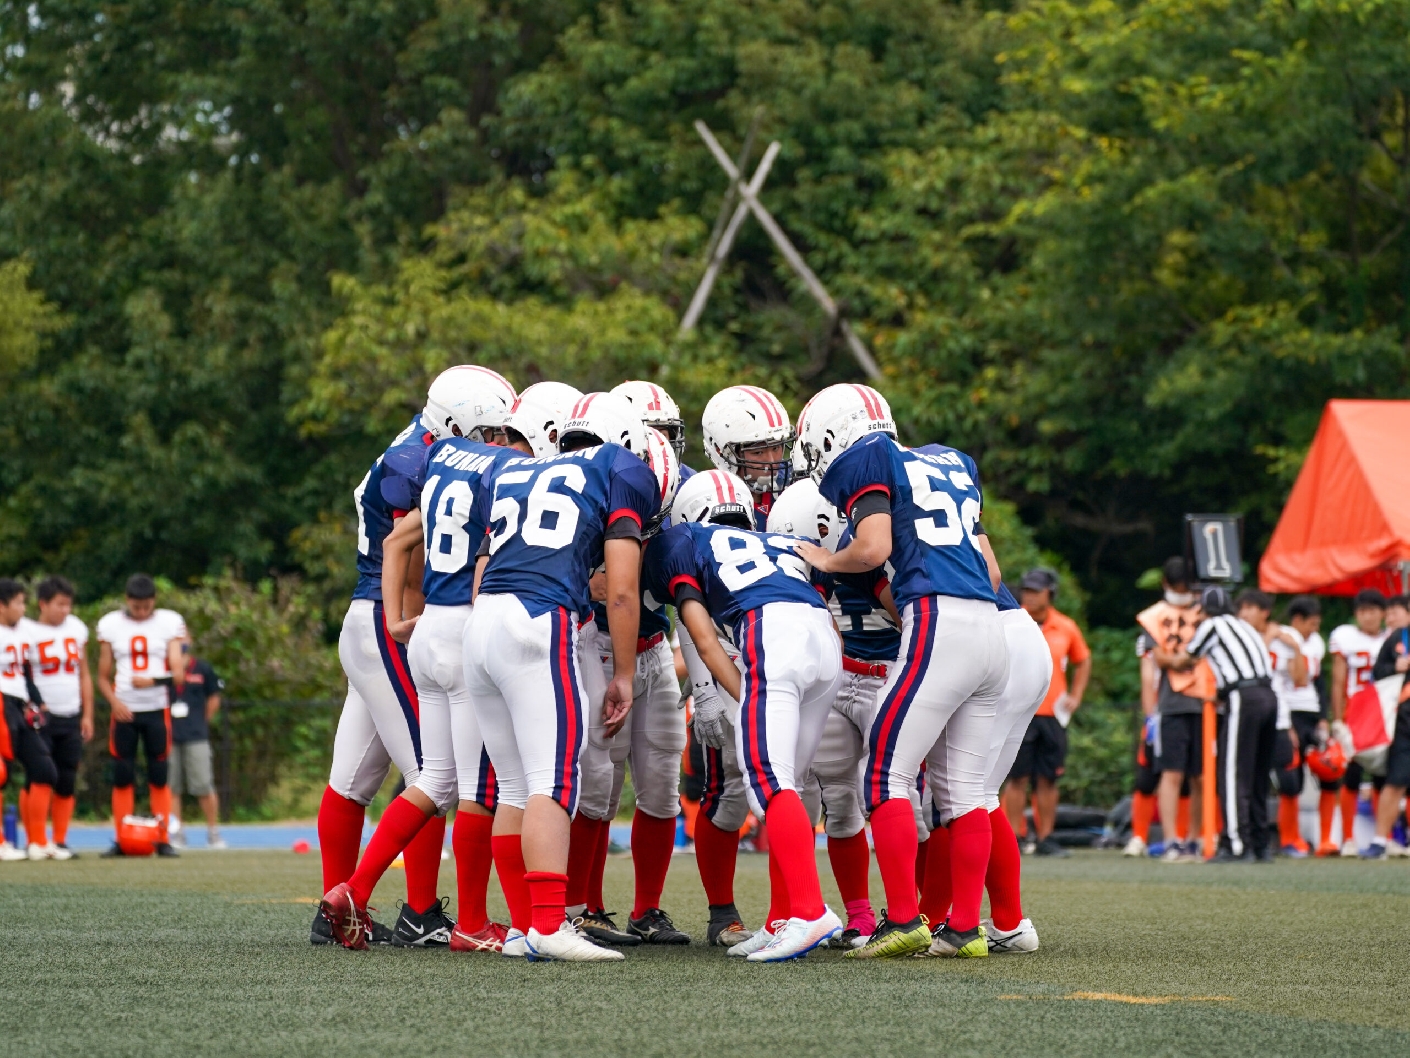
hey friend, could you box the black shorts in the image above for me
[1385,701,1410,789]
[1010,715,1067,782]
[1156,712,1203,778]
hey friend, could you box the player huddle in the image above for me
[314,369,1054,963]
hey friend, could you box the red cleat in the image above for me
[450,920,509,953]
[1314,842,1340,858]
[320,882,370,950]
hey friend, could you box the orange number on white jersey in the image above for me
[1,645,17,678]
[64,638,80,673]
[131,636,149,672]
[1354,651,1373,688]
[38,640,60,676]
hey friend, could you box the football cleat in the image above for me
[981,917,1039,954]
[450,920,509,953]
[1121,835,1147,858]
[501,927,529,959]
[1207,847,1251,864]
[830,928,863,950]
[526,921,626,962]
[1315,841,1340,857]
[707,904,751,947]
[727,922,784,958]
[573,909,641,947]
[1360,842,1388,860]
[48,843,74,861]
[844,910,931,960]
[27,843,48,861]
[627,908,691,945]
[98,842,126,859]
[319,882,371,950]
[311,905,393,946]
[155,842,180,858]
[392,897,455,947]
[1387,840,1410,858]
[1340,839,1360,858]
[0,842,30,861]
[1034,837,1070,858]
[924,921,989,958]
[747,907,843,962]
[1161,842,1197,863]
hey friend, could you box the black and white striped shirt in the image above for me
[1188,614,1272,689]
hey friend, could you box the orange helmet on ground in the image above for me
[1307,740,1347,784]
[117,815,162,857]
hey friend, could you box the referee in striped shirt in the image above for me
[1171,587,1277,862]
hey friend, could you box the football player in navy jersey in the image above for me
[702,385,793,526]
[648,495,844,962]
[461,392,662,963]
[796,383,1008,961]
[313,365,514,948]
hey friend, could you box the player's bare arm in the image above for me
[403,527,426,623]
[1330,653,1348,721]
[979,532,1002,592]
[168,637,186,692]
[380,509,423,642]
[97,641,132,723]
[677,599,741,704]
[1140,652,1159,715]
[878,583,902,628]
[78,648,95,741]
[602,536,642,737]
[797,510,891,574]
[472,553,488,603]
[1066,654,1092,710]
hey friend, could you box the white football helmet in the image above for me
[671,469,755,529]
[641,427,682,534]
[422,365,517,442]
[519,380,583,420]
[558,391,648,456]
[796,383,896,481]
[503,395,560,457]
[611,380,686,461]
[701,385,794,495]
[791,392,819,478]
[765,479,843,554]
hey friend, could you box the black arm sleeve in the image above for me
[604,515,643,542]
[672,582,707,610]
[475,533,492,559]
[1372,634,1403,682]
[22,659,43,706]
[849,490,892,527]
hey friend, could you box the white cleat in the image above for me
[747,908,843,962]
[27,843,49,861]
[1122,835,1147,857]
[0,841,29,862]
[526,921,625,962]
[1340,839,1360,858]
[45,843,73,861]
[727,921,783,958]
[1387,840,1410,858]
[981,917,1040,954]
[501,928,529,959]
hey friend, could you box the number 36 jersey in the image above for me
[643,522,828,643]
[419,438,521,606]
[819,432,994,609]
[474,443,661,619]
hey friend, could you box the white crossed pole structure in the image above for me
[681,120,883,382]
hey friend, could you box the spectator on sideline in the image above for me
[168,652,226,850]
[1003,569,1090,857]
[1328,588,1388,855]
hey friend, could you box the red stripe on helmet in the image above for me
[712,472,726,504]
[738,386,781,428]
[851,384,880,420]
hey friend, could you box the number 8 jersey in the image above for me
[819,432,994,608]
[473,443,661,618]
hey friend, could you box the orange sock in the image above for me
[27,784,52,847]
[1131,792,1156,842]
[1318,790,1337,849]
[1277,795,1304,849]
[112,786,135,837]
[149,785,172,842]
[1176,796,1191,843]
[52,795,75,846]
[1339,787,1359,844]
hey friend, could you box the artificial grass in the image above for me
[1,849,1408,1057]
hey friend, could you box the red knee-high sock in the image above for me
[870,797,920,923]
[526,871,568,935]
[1130,791,1155,842]
[403,813,446,913]
[453,811,494,930]
[918,825,952,925]
[915,835,929,895]
[492,833,531,933]
[565,813,601,909]
[27,784,52,847]
[1278,795,1301,849]
[317,787,367,892]
[111,786,135,838]
[588,816,611,911]
[1340,787,1359,843]
[51,794,75,846]
[149,785,172,842]
[765,846,790,927]
[986,808,1024,931]
[695,816,740,906]
[948,807,992,933]
[347,797,430,907]
[826,830,871,906]
[630,811,677,918]
[1318,790,1338,848]
[1176,795,1192,842]
[764,791,824,920]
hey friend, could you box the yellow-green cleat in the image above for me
[844,911,932,960]
[922,921,989,958]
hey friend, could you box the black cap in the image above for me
[1200,586,1232,617]
[1019,568,1059,596]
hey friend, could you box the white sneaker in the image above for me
[526,921,625,962]
[168,815,183,836]
[1341,839,1360,858]
[727,921,783,957]
[0,842,27,862]
[1122,835,1147,858]
[501,928,529,959]
[981,917,1040,954]
[46,843,73,861]
[747,908,843,962]
[1387,840,1410,858]
[26,842,48,861]
[208,833,228,851]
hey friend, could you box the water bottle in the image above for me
[2,804,16,846]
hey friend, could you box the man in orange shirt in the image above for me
[1003,569,1091,856]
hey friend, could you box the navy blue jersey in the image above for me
[827,558,902,663]
[420,439,521,606]
[996,582,1020,612]
[475,444,660,618]
[819,433,994,608]
[353,416,433,601]
[644,522,828,643]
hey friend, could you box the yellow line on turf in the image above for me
[998,993,1235,1005]
[227,898,319,905]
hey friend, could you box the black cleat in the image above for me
[1207,847,1252,864]
[1034,838,1070,858]
[312,905,396,946]
[707,903,751,947]
[100,842,127,858]
[574,909,641,947]
[628,907,691,945]
[55,843,79,860]
[391,897,454,947]
[1253,846,1275,864]
[830,927,863,950]
[155,842,180,858]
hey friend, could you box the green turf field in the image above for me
[3,848,1409,1057]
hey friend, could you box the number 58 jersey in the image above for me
[643,522,828,644]
[474,443,661,618]
[819,431,994,609]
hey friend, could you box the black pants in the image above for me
[111,710,169,789]
[5,695,58,788]
[1274,712,1320,797]
[1216,684,1278,856]
[41,715,84,798]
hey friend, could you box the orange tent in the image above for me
[1259,400,1410,596]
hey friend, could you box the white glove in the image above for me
[1052,692,1074,729]
[693,688,730,749]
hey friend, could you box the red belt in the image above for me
[843,657,888,679]
[637,631,666,655]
